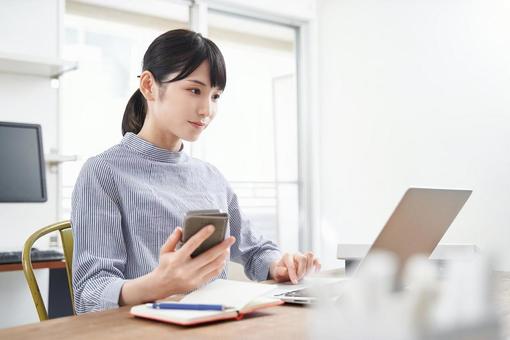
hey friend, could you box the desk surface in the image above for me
[0,260,66,272]
[1,271,510,339]
[0,303,313,340]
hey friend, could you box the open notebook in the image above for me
[130,279,283,326]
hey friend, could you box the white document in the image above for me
[181,279,276,310]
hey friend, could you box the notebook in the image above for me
[130,279,283,326]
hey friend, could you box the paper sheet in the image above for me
[181,279,276,310]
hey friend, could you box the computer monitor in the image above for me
[0,121,47,202]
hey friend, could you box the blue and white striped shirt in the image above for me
[71,132,281,314]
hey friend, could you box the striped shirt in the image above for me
[71,132,281,314]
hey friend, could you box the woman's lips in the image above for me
[188,121,206,129]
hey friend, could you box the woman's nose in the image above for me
[198,99,214,117]
[198,107,210,117]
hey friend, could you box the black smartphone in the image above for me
[181,210,229,257]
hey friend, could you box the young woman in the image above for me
[72,29,320,314]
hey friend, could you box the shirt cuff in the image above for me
[251,250,282,281]
[100,278,126,310]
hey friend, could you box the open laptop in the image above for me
[276,187,472,304]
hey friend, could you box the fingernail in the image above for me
[207,224,215,232]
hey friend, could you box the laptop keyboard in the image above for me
[279,287,318,298]
[276,281,350,299]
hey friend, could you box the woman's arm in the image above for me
[72,157,128,313]
[226,189,282,281]
[119,226,235,306]
[226,187,320,283]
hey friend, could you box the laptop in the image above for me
[276,187,472,304]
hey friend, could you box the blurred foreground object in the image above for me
[310,251,502,340]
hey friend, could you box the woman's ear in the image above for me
[139,70,156,101]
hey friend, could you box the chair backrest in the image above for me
[22,220,74,321]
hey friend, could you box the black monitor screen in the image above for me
[0,122,47,202]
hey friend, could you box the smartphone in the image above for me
[181,210,229,258]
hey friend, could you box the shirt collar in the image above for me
[121,132,187,164]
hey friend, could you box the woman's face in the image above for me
[148,61,222,142]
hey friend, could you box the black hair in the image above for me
[122,29,227,135]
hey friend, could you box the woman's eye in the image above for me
[190,88,201,95]
[212,94,221,101]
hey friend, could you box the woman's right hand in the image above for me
[119,225,235,306]
[149,225,235,300]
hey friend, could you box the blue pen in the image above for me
[149,302,233,311]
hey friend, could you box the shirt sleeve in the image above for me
[71,157,127,314]
[227,186,282,281]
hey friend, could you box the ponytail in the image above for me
[122,89,146,135]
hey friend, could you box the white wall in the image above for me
[317,0,510,270]
[0,0,62,328]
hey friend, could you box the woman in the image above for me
[72,29,320,314]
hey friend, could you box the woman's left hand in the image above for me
[269,252,321,284]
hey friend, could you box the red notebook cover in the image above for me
[130,298,284,326]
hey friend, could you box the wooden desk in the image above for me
[0,260,66,272]
[0,303,313,340]
[1,271,509,339]
[0,272,341,340]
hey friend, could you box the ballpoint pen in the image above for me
[148,302,234,311]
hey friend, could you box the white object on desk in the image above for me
[311,252,501,340]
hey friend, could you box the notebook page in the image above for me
[181,279,276,310]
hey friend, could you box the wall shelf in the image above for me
[45,154,78,165]
[0,52,77,78]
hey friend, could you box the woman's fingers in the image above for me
[305,252,314,274]
[291,252,319,281]
[295,253,309,280]
[179,224,215,257]
[190,236,235,270]
[283,253,298,284]
[198,252,229,282]
[313,258,322,272]
[160,227,182,255]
